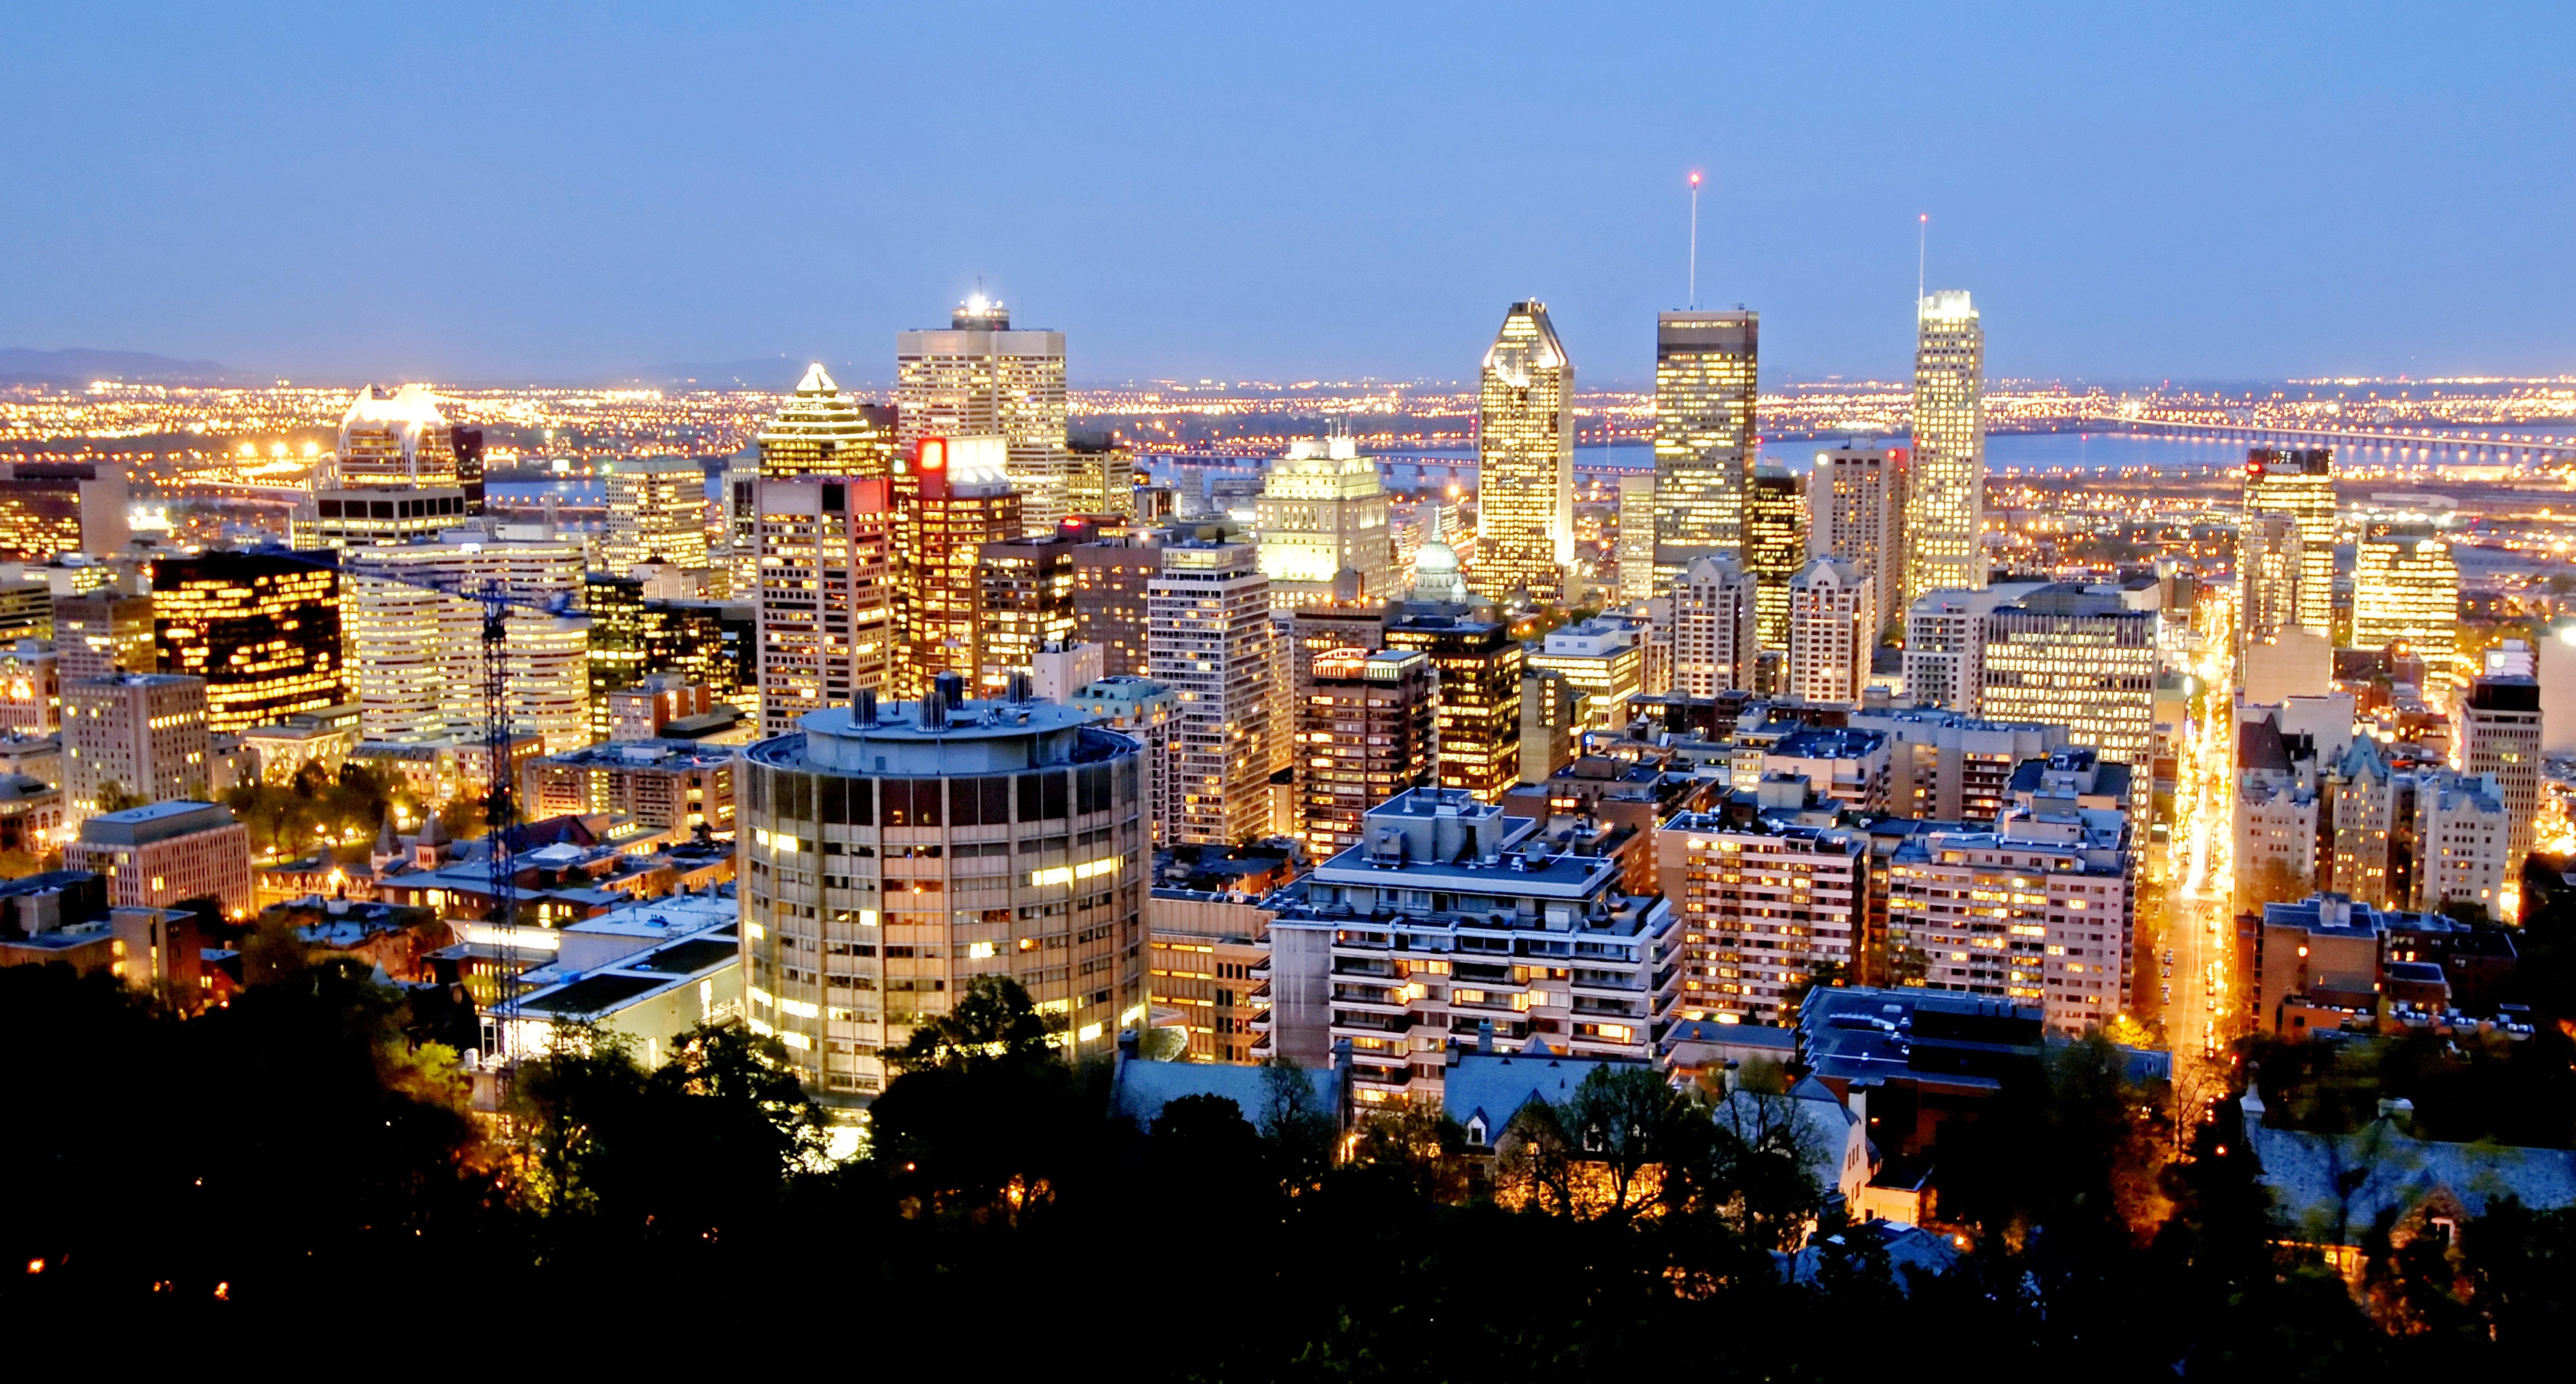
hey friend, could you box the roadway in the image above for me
[2163,588,2238,1071]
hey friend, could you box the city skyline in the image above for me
[5,6,2573,385]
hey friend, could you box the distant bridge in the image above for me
[2085,416,2576,470]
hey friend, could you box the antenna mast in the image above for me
[1916,213,1928,310]
[1688,172,1703,310]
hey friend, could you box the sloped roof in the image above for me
[1112,1059,1338,1132]
[2245,1101,2576,1247]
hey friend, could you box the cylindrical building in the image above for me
[740,693,1148,1107]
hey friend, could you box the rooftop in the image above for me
[77,800,236,847]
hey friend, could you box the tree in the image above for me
[886,975,1061,1073]
[94,780,146,813]
[1502,1065,1704,1223]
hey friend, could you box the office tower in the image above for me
[1786,557,1873,706]
[1256,434,1395,608]
[582,574,648,740]
[1845,706,2071,823]
[65,800,252,917]
[1743,466,1807,648]
[336,384,460,489]
[1529,617,1645,732]
[1887,816,2133,1037]
[1148,539,1278,845]
[2351,529,2458,664]
[1905,290,1984,603]
[1072,535,1160,677]
[896,437,1022,699]
[1658,813,1864,1025]
[1667,556,1760,695]
[1068,674,1182,845]
[2458,674,2542,886]
[738,696,1148,1103]
[1900,581,2047,713]
[1296,648,1433,858]
[602,455,713,576]
[977,527,1087,694]
[1811,444,1904,638]
[719,448,763,596]
[758,365,898,480]
[1384,610,1523,802]
[1471,301,1575,603]
[753,477,898,737]
[1519,667,1579,784]
[1977,586,2159,777]
[344,534,592,752]
[1261,788,1678,1091]
[1651,309,1759,580]
[644,599,755,708]
[0,461,129,560]
[64,673,210,819]
[149,552,344,734]
[0,640,58,734]
[896,298,1072,534]
[1068,437,1137,518]
[2242,448,2337,640]
[54,590,155,685]
[1615,472,1657,603]
[2239,512,2303,651]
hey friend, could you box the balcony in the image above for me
[1331,983,1405,1008]
[1332,1011,1413,1033]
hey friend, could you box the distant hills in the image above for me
[0,347,267,387]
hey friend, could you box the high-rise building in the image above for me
[1667,555,1760,696]
[1148,539,1278,846]
[0,462,129,560]
[1067,675,1182,846]
[753,477,898,737]
[1744,466,1807,649]
[896,298,1071,534]
[977,528,1087,694]
[738,697,1148,1105]
[1888,815,2134,1037]
[581,574,648,741]
[1786,557,1873,706]
[1810,444,1905,639]
[603,455,713,576]
[64,673,210,819]
[1651,309,1758,580]
[2351,528,2458,665]
[758,365,899,480]
[1255,434,1394,608]
[1519,667,1579,785]
[344,534,593,752]
[65,800,252,918]
[896,438,1022,699]
[53,589,155,685]
[1072,535,1160,678]
[1295,648,1434,858]
[1977,586,2159,779]
[644,599,755,709]
[2242,449,2336,640]
[1384,610,1523,802]
[1472,302,1574,603]
[1659,814,1864,1025]
[1615,472,1657,604]
[2239,512,2304,652]
[149,552,344,734]
[1529,617,1645,733]
[2457,674,2542,890]
[1905,291,1984,603]
[1901,581,2050,714]
[1067,437,1137,519]
[334,384,461,490]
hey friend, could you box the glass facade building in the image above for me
[1651,309,1758,582]
[1472,302,1574,604]
[1905,291,1985,603]
[150,552,345,735]
[2242,448,2337,640]
[896,299,1072,534]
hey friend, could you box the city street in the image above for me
[2165,589,2238,1076]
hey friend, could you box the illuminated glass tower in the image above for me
[2351,528,2458,665]
[2242,448,2336,640]
[758,364,900,480]
[1471,302,1574,604]
[149,552,345,734]
[603,454,713,576]
[1743,466,1807,649]
[896,438,1023,701]
[896,298,1072,535]
[1652,309,1758,581]
[1905,290,1984,603]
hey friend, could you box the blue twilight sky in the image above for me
[2,2,2571,388]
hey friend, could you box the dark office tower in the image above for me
[977,524,1092,694]
[452,426,487,513]
[644,599,756,706]
[1297,648,1435,857]
[1384,610,1524,803]
[0,462,129,560]
[1743,466,1808,649]
[1073,533,1161,677]
[581,573,648,741]
[150,551,345,734]
[1652,309,1758,582]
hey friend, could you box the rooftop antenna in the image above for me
[1687,171,1703,310]
[1916,213,1928,312]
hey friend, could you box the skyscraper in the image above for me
[2458,673,2542,892]
[1905,290,1984,603]
[63,673,210,819]
[1668,555,1759,695]
[1978,586,2158,780]
[1472,302,1574,604]
[2239,512,2303,652]
[344,533,593,752]
[1810,444,1905,639]
[2242,449,2337,640]
[1255,434,1394,608]
[1295,647,1434,859]
[1652,309,1758,580]
[753,476,898,737]
[603,455,713,576]
[334,384,460,489]
[1384,610,1523,803]
[150,552,345,734]
[1072,534,1160,678]
[1744,466,1807,649]
[1148,538,1278,845]
[1786,557,1874,706]
[977,527,1088,695]
[53,589,155,685]
[298,384,476,549]
[896,438,1022,700]
[1615,472,1657,604]
[757,365,899,480]
[2351,528,2459,664]
[582,574,648,741]
[896,298,1072,534]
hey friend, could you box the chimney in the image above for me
[1477,1019,1494,1055]
[920,689,949,731]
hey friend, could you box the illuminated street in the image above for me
[2166,585,2238,1071]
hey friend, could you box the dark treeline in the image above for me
[3,958,2572,1375]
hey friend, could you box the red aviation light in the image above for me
[919,437,948,472]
